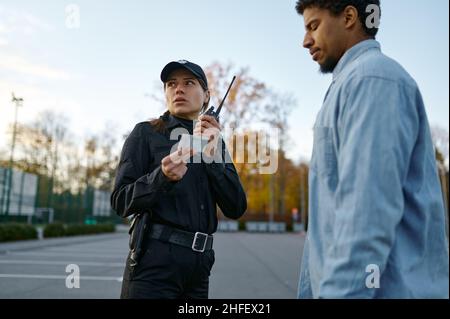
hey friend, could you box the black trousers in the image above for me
[120,237,215,299]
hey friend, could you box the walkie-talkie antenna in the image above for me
[215,76,236,116]
[203,76,236,120]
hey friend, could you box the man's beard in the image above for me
[319,56,339,74]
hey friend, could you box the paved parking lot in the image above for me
[0,231,305,299]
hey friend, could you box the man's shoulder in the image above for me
[347,49,418,89]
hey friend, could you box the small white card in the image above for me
[178,134,210,154]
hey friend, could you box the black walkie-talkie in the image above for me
[203,76,236,121]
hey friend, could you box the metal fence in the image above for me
[0,167,37,218]
[0,167,121,225]
[0,165,448,229]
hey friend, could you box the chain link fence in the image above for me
[0,167,121,225]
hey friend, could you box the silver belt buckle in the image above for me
[192,232,208,252]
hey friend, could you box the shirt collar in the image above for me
[165,114,194,132]
[332,39,381,81]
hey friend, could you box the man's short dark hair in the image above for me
[295,0,381,38]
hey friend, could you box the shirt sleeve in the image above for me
[204,139,247,220]
[318,76,420,298]
[110,123,175,218]
[298,235,314,299]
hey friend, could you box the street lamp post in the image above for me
[4,93,23,217]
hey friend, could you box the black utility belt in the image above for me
[148,223,213,253]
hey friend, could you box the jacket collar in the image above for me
[165,114,195,132]
[333,39,381,81]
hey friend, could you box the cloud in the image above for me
[0,21,7,46]
[0,80,80,150]
[0,53,71,80]
[0,5,53,48]
[0,6,53,36]
[0,6,68,80]
[21,12,53,33]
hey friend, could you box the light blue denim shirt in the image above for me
[298,40,449,299]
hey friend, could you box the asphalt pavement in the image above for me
[0,229,305,299]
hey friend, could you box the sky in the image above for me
[0,0,449,163]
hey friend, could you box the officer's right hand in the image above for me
[161,148,193,182]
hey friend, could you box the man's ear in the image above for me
[343,5,359,29]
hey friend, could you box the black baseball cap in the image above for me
[160,60,208,89]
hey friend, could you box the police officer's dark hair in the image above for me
[149,110,171,134]
[295,0,381,38]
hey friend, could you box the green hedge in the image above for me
[0,223,38,242]
[43,223,115,238]
[286,223,293,232]
[43,222,66,238]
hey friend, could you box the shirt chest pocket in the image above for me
[311,126,337,177]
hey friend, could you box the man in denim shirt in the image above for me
[295,0,449,298]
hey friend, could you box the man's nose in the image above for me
[303,33,313,49]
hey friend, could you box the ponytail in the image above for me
[149,110,170,133]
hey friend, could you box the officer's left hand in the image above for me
[194,115,222,157]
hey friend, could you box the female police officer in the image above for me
[111,60,247,299]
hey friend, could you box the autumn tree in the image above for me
[84,124,119,191]
[205,61,267,131]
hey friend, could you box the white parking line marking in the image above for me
[6,252,124,258]
[45,248,127,254]
[0,274,123,282]
[0,260,124,267]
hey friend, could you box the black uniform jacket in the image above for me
[111,114,247,234]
